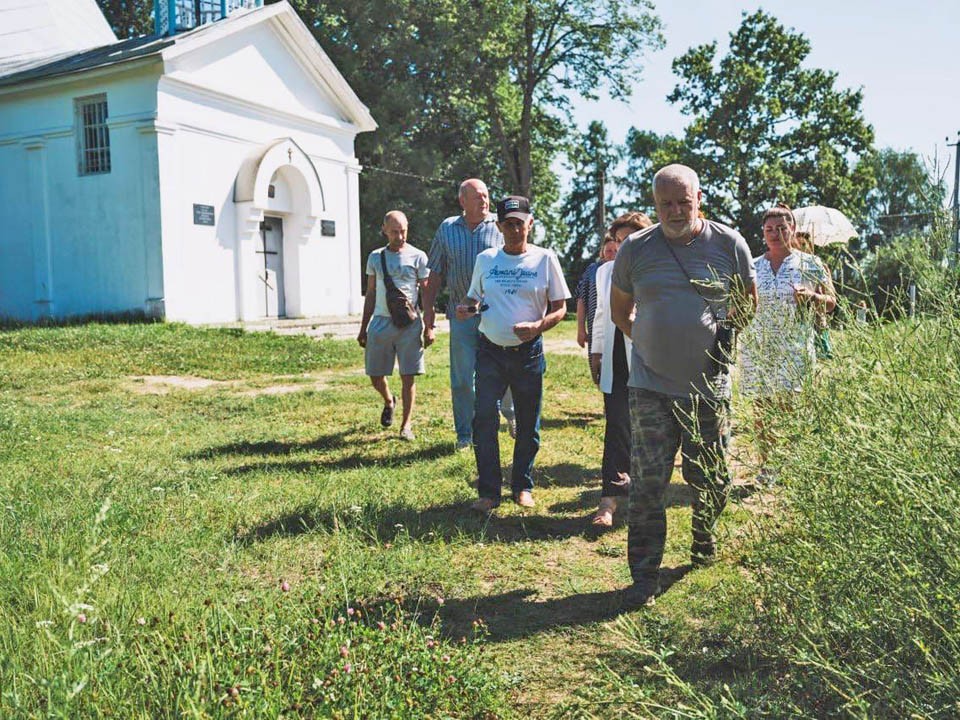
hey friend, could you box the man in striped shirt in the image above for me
[423,179,515,451]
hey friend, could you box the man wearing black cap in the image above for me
[456,196,571,513]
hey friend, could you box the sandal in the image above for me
[592,497,617,527]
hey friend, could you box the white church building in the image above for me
[0,0,376,323]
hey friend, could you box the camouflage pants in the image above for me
[627,387,731,584]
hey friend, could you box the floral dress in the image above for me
[739,251,829,398]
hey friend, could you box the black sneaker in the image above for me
[380,398,396,428]
[620,581,660,611]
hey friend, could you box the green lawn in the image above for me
[0,320,769,718]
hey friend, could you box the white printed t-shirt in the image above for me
[466,245,571,347]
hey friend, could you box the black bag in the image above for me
[380,250,418,328]
[710,320,736,376]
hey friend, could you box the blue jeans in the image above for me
[473,335,544,499]
[449,315,514,442]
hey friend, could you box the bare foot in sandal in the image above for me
[592,497,617,527]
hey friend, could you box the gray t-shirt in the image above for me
[611,221,756,397]
[366,245,430,318]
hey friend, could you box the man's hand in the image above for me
[512,321,543,343]
[590,353,602,385]
[423,326,436,347]
[576,325,588,348]
[357,329,367,348]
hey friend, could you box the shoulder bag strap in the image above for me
[661,237,721,324]
[379,248,401,294]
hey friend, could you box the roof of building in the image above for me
[0,0,118,77]
[0,34,172,87]
[0,1,376,133]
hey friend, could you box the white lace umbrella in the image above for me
[793,205,858,246]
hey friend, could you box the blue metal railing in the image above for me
[155,0,264,36]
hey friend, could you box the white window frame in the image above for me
[75,94,111,176]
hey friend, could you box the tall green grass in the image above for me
[752,299,960,717]
[586,286,960,718]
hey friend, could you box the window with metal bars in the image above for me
[75,95,111,176]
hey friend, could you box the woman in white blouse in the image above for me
[739,204,836,482]
[589,212,652,526]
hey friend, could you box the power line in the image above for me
[363,164,461,187]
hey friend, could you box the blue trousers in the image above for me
[473,335,544,499]
[449,315,514,443]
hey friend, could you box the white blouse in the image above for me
[739,251,829,397]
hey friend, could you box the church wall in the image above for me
[156,74,363,322]
[0,63,164,321]
[0,146,34,319]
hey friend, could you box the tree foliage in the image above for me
[285,0,661,262]
[559,121,620,277]
[627,10,874,251]
[859,148,947,242]
[470,1,662,201]
[96,0,153,38]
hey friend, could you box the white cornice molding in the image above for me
[269,8,376,133]
[0,110,156,145]
[158,74,357,138]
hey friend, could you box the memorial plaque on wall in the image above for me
[321,220,336,236]
[193,204,215,226]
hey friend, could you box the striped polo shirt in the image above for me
[427,214,503,314]
[575,259,603,340]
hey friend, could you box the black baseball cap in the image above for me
[496,195,532,222]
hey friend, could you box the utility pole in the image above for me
[597,168,606,243]
[948,132,960,263]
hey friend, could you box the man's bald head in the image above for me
[459,178,488,200]
[382,210,408,249]
[458,178,491,226]
[383,210,408,227]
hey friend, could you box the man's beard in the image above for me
[661,217,698,241]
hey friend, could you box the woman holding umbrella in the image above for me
[739,204,836,484]
[793,231,835,359]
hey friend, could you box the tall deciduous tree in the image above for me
[287,0,662,264]
[630,10,874,250]
[472,0,662,203]
[560,121,620,277]
[622,127,688,213]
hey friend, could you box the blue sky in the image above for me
[569,0,960,192]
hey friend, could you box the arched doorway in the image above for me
[233,138,325,320]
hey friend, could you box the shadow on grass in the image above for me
[548,483,694,515]
[185,430,356,460]
[412,564,694,643]
[539,411,603,431]
[221,440,454,475]
[533,462,594,488]
[0,310,157,330]
[235,497,622,547]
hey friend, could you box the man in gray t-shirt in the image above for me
[610,164,757,610]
